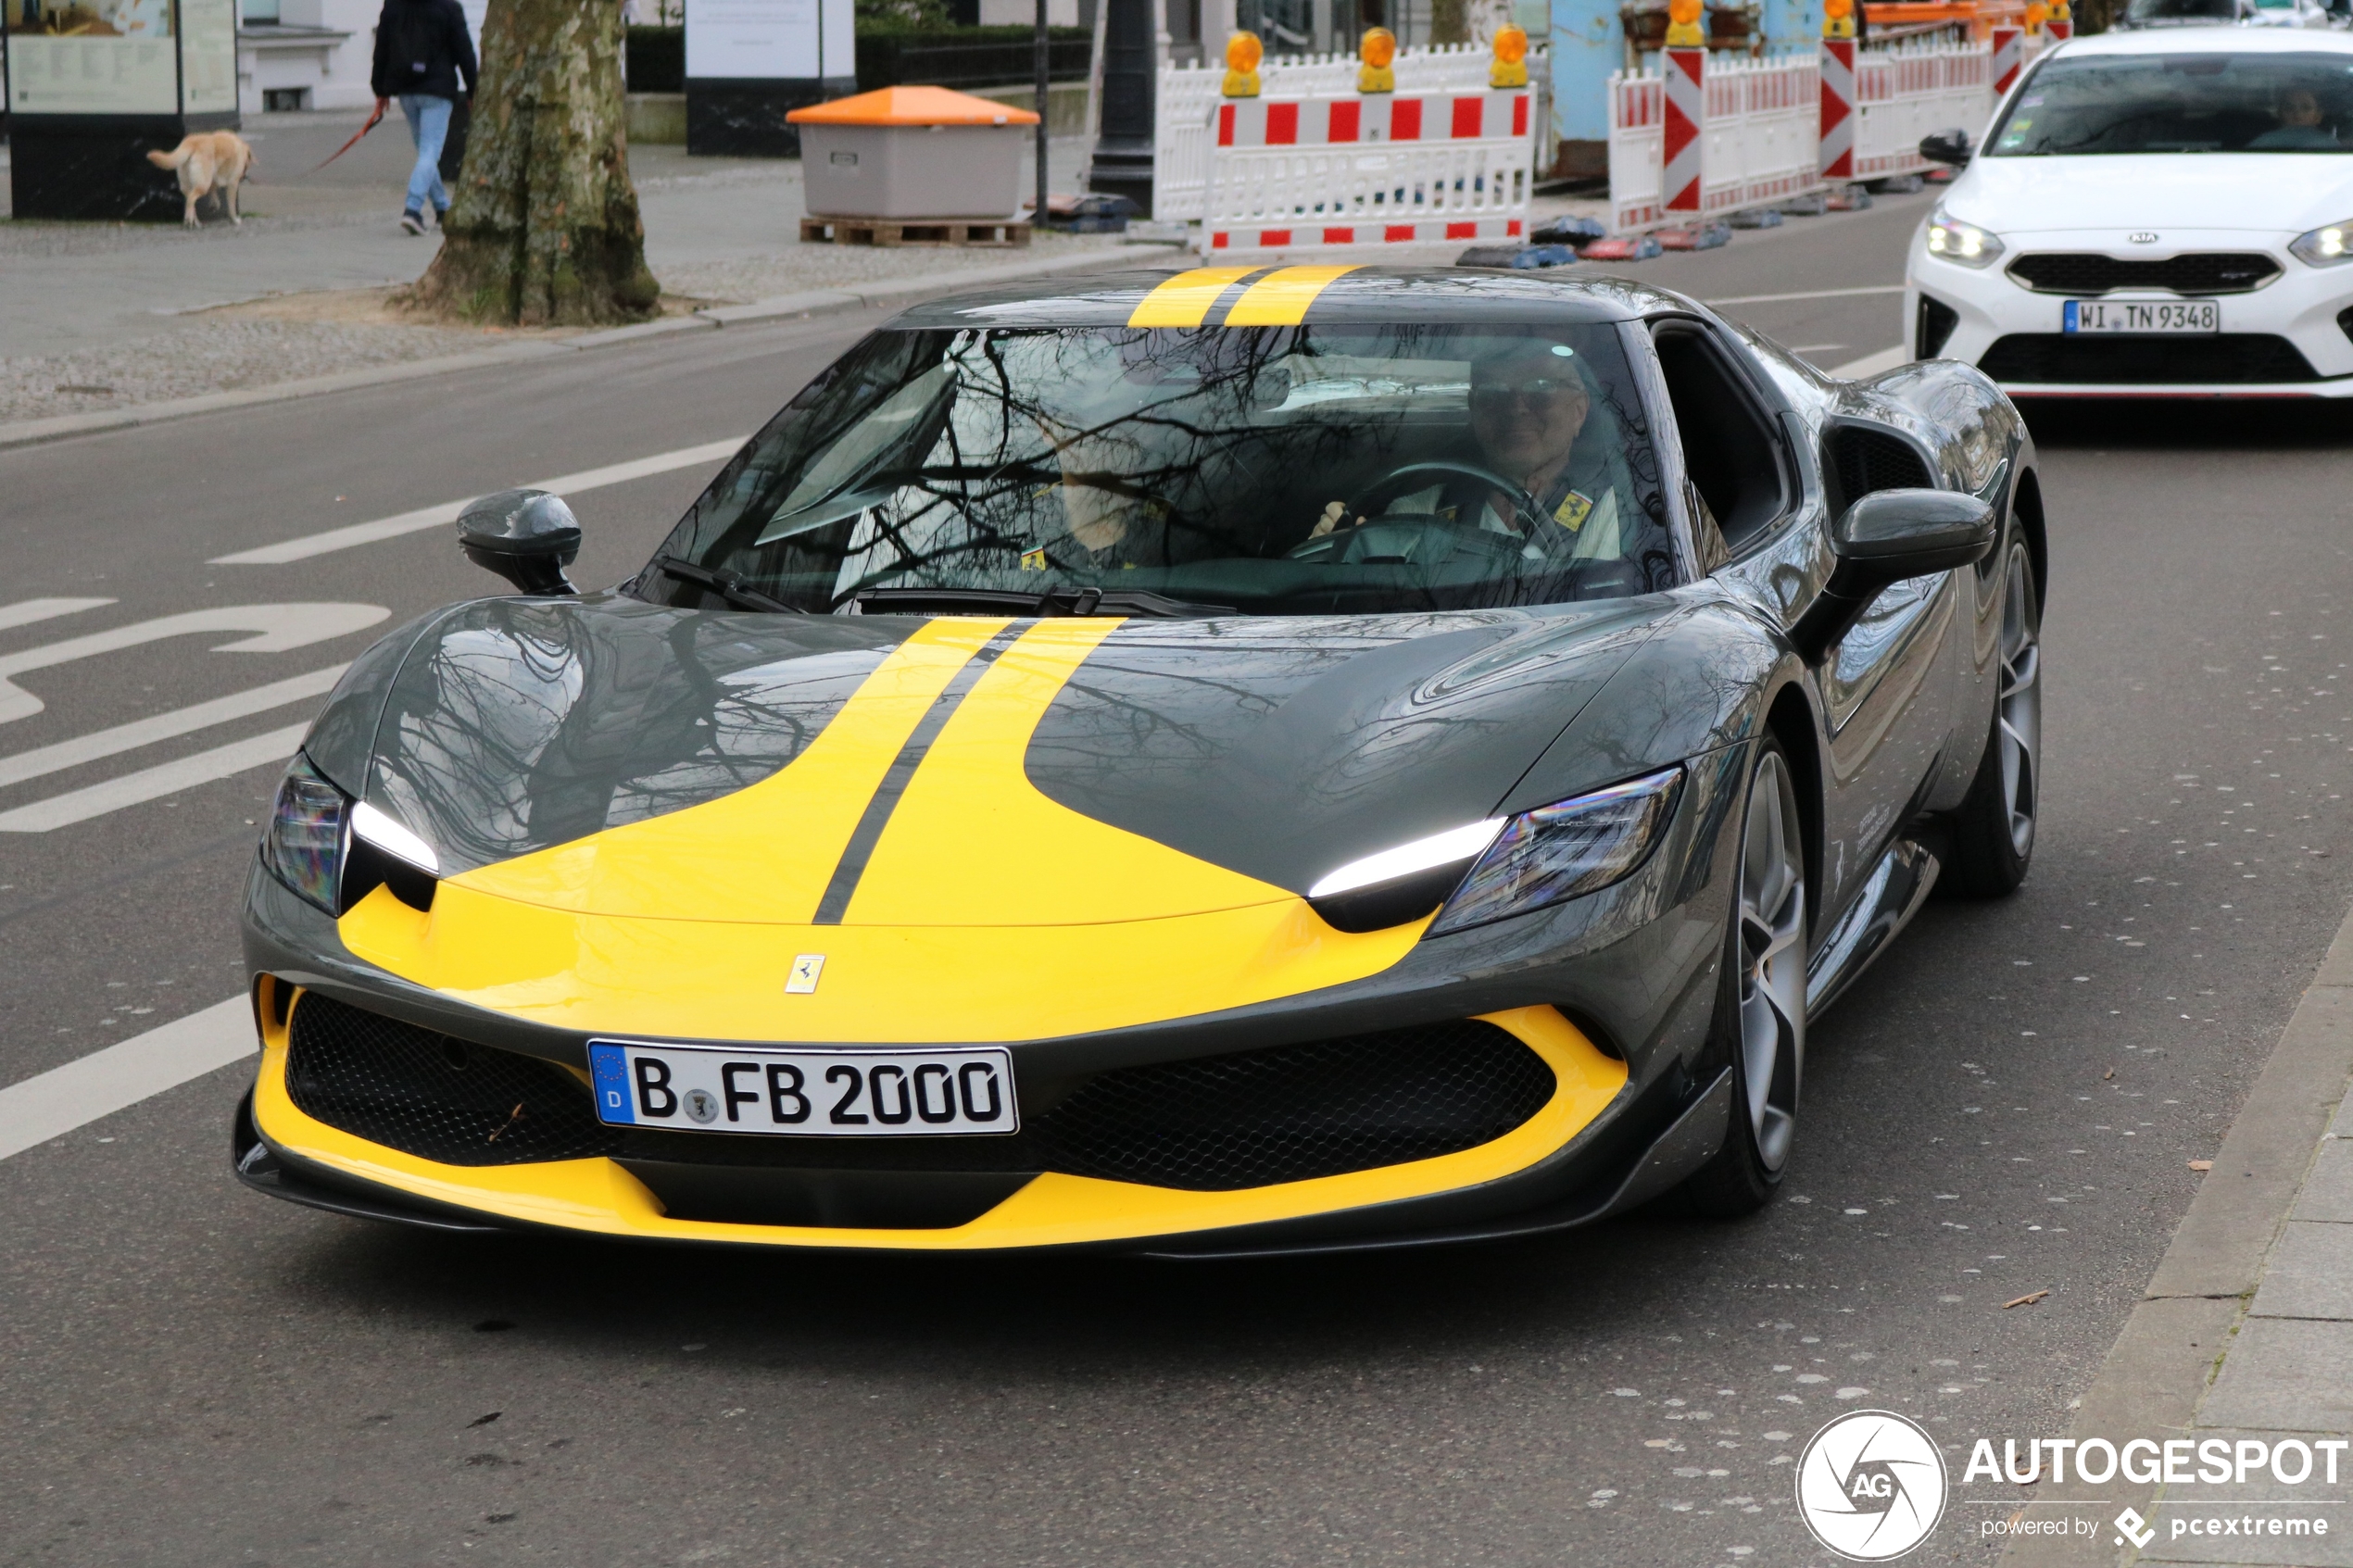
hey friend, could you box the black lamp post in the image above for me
[1086,0,1154,216]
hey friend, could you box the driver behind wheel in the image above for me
[1321,339,1637,561]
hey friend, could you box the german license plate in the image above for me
[2062,299,2220,333]
[586,1040,1018,1135]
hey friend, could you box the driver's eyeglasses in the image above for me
[1470,377,1587,407]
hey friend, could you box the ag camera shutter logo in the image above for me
[1795,1410,1949,1561]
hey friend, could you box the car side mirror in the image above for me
[1790,488,1996,664]
[1919,129,1972,168]
[456,488,581,596]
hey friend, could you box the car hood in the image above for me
[1948,153,2353,235]
[339,594,1666,928]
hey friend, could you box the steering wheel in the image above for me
[1348,460,1547,533]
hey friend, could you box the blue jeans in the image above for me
[398,94,452,216]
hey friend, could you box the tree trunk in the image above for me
[404,0,661,326]
[1428,0,1470,44]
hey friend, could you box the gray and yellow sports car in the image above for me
[232,265,2046,1256]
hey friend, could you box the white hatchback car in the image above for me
[1906,28,2353,396]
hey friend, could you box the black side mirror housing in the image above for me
[1791,488,1997,664]
[457,489,582,596]
[1919,128,1972,168]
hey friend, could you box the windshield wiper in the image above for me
[653,555,799,614]
[849,586,1237,619]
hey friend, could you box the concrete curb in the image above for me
[0,245,1180,454]
[2002,913,2353,1567]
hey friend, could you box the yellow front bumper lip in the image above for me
[251,1001,1629,1251]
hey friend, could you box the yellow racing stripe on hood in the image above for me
[843,618,1292,926]
[1126,267,1265,328]
[1222,264,1360,326]
[446,616,1011,923]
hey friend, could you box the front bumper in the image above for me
[233,749,1749,1254]
[1907,229,2353,398]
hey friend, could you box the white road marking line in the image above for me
[0,997,254,1161]
[0,597,116,634]
[0,666,346,791]
[1707,284,1908,307]
[0,721,308,832]
[1829,345,1911,380]
[210,437,750,566]
[0,603,388,725]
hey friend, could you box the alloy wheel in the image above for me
[1996,544,2043,860]
[1738,751,1806,1173]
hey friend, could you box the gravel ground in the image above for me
[0,317,490,422]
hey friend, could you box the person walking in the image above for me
[370,0,478,234]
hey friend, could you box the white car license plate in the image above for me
[586,1040,1018,1135]
[2062,299,2220,334]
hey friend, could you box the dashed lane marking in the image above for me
[0,666,346,791]
[1828,345,1909,380]
[0,721,308,832]
[208,438,750,566]
[0,997,253,1161]
[1706,284,1908,307]
[0,604,388,725]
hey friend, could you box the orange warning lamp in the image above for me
[1822,0,1856,38]
[1666,0,1705,46]
[1359,26,1396,92]
[1491,21,1529,87]
[1223,30,1263,96]
[2023,0,2048,31]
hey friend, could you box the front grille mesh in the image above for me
[283,999,1558,1193]
[286,994,618,1166]
[1980,333,2321,385]
[2006,252,2280,296]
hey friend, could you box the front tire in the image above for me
[1942,542,2042,897]
[1684,739,1808,1218]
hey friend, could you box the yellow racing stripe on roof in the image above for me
[1222,264,1361,327]
[1126,267,1265,328]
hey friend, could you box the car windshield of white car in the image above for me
[641,323,1679,617]
[1991,51,2353,154]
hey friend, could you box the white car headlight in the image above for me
[2290,220,2353,268]
[1428,768,1685,935]
[1925,208,2006,270]
[260,754,350,914]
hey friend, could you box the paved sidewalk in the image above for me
[0,119,1136,421]
[2008,915,2353,1567]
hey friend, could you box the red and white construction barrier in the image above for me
[1990,25,2024,98]
[1819,38,1856,182]
[1609,35,2036,235]
[1612,50,1826,232]
[1199,88,1535,254]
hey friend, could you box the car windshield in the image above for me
[639,323,1676,618]
[1988,51,2353,153]
[2122,0,2238,22]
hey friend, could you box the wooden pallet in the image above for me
[799,215,1032,248]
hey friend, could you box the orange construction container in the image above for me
[787,86,1042,220]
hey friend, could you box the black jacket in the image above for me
[371,0,478,101]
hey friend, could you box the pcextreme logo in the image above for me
[1796,1411,1950,1561]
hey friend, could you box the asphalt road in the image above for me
[7,193,2353,1566]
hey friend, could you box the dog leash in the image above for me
[307,99,385,172]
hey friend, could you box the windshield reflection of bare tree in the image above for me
[392,608,848,868]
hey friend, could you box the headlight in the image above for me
[1925,208,2005,270]
[258,757,440,916]
[2290,220,2353,268]
[260,754,349,914]
[1428,766,1685,936]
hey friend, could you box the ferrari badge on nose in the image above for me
[786,954,826,995]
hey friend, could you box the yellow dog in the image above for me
[146,131,256,228]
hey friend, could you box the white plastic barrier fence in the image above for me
[1156,44,1503,223]
[1853,39,1994,180]
[1613,50,1822,232]
[1609,33,2039,234]
[1198,88,1536,253]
